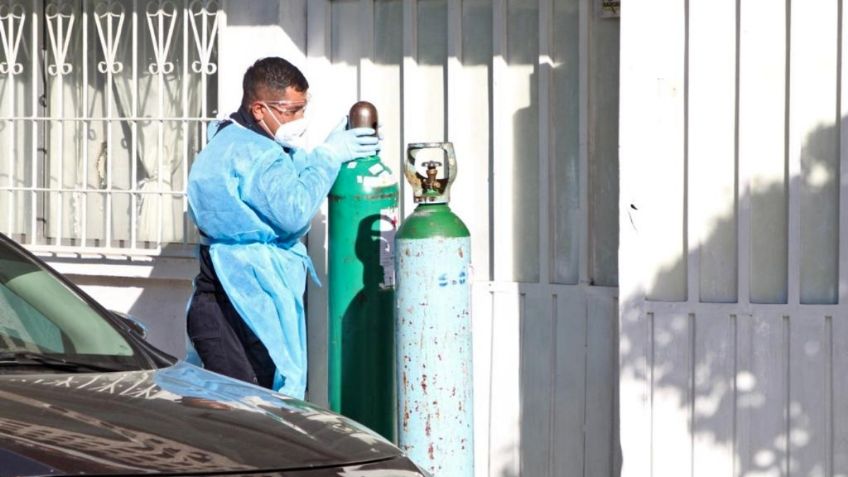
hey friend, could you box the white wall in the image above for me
[43,256,195,358]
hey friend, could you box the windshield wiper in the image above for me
[0,351,124,372]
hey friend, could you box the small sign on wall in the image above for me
[600,0,620,18]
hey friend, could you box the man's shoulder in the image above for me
[196,124,292,174]
[209,121,269,144]
[199,123,278,157]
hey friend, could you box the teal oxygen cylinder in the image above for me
[327,102,398,441]
[395,142,473,476]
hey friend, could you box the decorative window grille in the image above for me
[0,0,220,255]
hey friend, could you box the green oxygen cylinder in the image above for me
[327,101,398,441]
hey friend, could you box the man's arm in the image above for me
[241,125,380,234]
[242,147,341,235]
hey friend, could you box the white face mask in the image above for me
[273,117,309,150]
[260,102,309,150]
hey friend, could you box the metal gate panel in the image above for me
[621,304,848,477]
[474,282,617,477]
[688,0,737,303]
[832,315,848,475]
[692,310,734,477]
[739,0,788,305]
[622,0,848,473]
[792,0,839,305]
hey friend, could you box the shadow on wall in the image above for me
[79,243,197,359]
[127,277,193,359]
[619,119,839,476]
[66,268,193,360]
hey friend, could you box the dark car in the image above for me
[0,233,428,476]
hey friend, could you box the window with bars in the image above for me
[0,0,219,255]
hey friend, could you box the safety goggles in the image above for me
[259,96,310,118]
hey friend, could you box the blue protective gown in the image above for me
[187,120,341,399]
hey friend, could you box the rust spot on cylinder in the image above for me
[428,443,435,460]
[403,404,410,431]
[458,247,464,257]
[425,416,432,437]
[421,374,428,394]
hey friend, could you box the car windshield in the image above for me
[0,238,146,371]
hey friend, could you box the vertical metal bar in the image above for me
[447,0,461,140]
[30,4,38,245]
[492,0,506,283]
[685,0,698,304]
[538,0,552,286]
[491,0,506,465]
[444,0,460,165]
[182,0,189,244]
[105,11,114,247]
[783,313,790,477]
[200,5,207,143]
[736,0,749,306]
[82,1,88,246]
[305,0,332,408]
[401,0,417,219]
[214,0,224,117]
[826,314,835,477]
[5,12,17,236]
[547,293,559,476]
[56,11,65,246]
[485,288,496,476]
[841,0,848,305]
[157,3,165,247]
[131,0,138,249]
[578,0,591,287]
[536,0,555,467]
[786,0,799,305]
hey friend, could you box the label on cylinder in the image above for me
[395,236,473,476]
[379,207,397,289]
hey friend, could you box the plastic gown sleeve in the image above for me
[241,146,342,235]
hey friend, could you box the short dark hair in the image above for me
[241,57,309,107]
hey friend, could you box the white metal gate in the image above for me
[620,0,848,476]
[0,0,220,255]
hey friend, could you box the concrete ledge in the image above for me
[42,255,198,281]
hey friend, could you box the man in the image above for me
[186,57,379,399]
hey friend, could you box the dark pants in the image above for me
[186,290,276,389]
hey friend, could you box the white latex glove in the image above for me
[319,118,380,163]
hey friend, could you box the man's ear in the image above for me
[249,102,264,122]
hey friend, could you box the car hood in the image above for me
[0,362,400,476]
